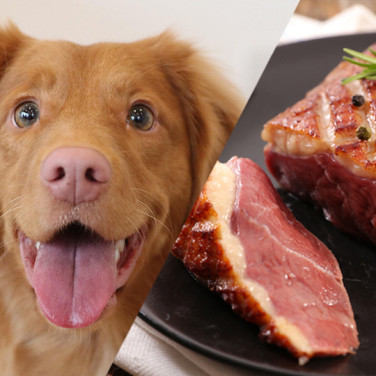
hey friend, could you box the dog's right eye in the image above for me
[127,104,154,131]
[14,102,40,128]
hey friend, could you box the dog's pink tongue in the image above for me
[32,234,117,328]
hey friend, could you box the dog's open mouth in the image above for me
[18,222,145,329]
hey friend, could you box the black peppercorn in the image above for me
[352,95,365,107]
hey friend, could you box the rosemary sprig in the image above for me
[342,47,376,84]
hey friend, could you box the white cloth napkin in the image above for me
[115,5,376,375]
[280,4,376,44]
[115,317,256,376]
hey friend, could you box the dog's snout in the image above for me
[41,147,111,205]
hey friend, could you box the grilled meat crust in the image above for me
[262,45,376,178]
[172,191,271,327]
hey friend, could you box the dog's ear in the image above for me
[149,32,245,203]
[0,23,27,80]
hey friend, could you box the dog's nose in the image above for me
[41,147,111,205]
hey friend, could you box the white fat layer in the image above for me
[274,317,313,356]
[206,163,275,314]
[261,127,328,156]
[317,92,335,148]
[206,162,312,356]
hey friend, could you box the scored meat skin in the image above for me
[172,157,358,363]
[262,44,376,244]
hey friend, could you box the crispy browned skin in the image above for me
[172,190,309,360]
[173,191,271,325]
[262,44,376,176]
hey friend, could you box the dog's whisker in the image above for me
[0,263,22,278]
[87,202,141,238]
[0,204,23,224]
[2,195,22,208]
[131,188,175,234]
[0,202,22,214]
[0,238,17,252]
[132,188,173,226]
[135,200,173,241]
[0,196,23,215]
[130,188,167,210]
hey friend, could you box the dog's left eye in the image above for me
[127,104,154,131]
[14,102,40,128]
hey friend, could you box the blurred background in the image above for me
[296,0,376,19]
[281,0,376,43]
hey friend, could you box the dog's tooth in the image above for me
[115,239,125,253]
[35,241,41,250]
[115,248,120,264]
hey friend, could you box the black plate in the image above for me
[139,34,376,375]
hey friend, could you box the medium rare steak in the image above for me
[172,157,358,364]
[262,44,376,244]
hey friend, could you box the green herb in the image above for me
[342,48,376,84]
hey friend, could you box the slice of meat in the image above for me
[261,44,376,244]
[172,157,358,364]
[264,146,376,244]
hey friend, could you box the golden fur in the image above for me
[0,24,244,375]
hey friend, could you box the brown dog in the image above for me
[0,24,244,375]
